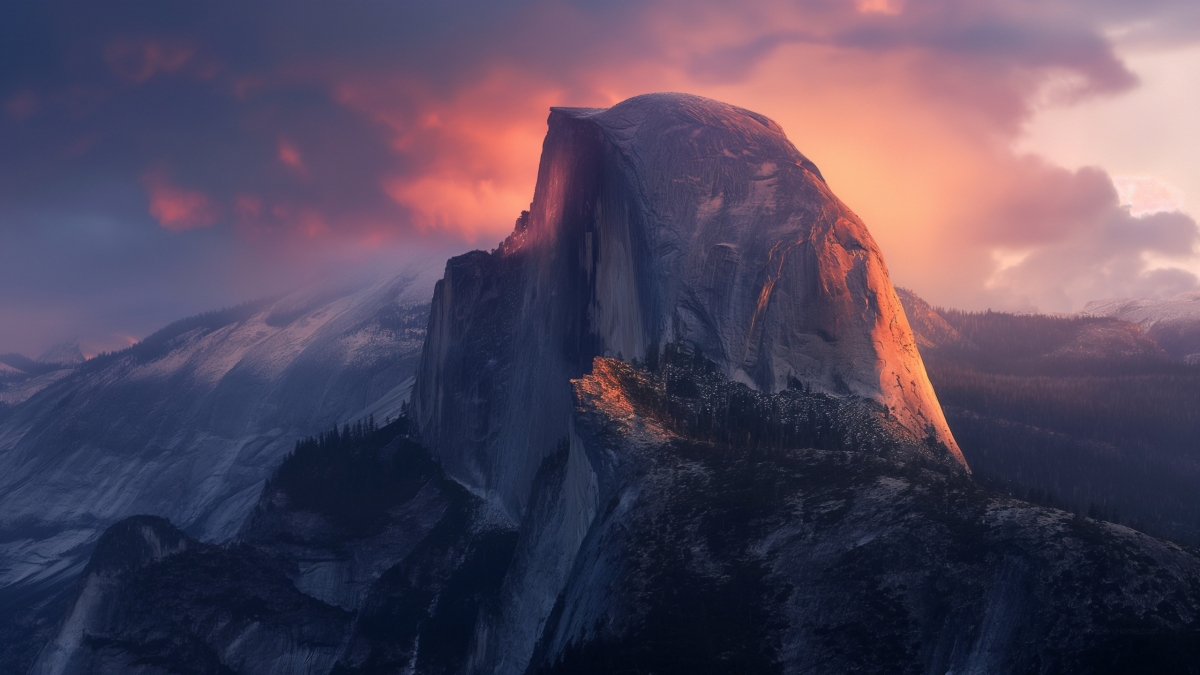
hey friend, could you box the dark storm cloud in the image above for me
[2,0,1199,354]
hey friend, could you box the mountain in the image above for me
[896,290,1200,545]
[0,264,439,673]
[24,94,1200,674]
[894,288,972,350]
[415,93,963,526]
[0,354,74,410]
[896,288,1165,360]
[1085,290,1200,362]
[35,343,85,366]
[31,350,1200,675]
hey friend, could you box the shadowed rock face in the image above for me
[414,92,964,520]
[37,358,1200,675]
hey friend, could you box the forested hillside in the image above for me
[899,291,1200,544]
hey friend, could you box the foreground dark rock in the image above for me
[540,356,1200,674]
[31,353,1200,674]
[31,424,520,675]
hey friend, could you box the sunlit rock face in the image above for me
[414,92,964,520]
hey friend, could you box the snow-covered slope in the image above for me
[0,369,74,407]
[0,264,438,629]
[1084,291,1200,361]
[415,92,963,525]
[36,343,85,366]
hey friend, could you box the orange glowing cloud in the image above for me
[142,168,216,231]
[66,0,1174,313]
[855,0,903,15]
[105,37,196,83]
[310,0,1164,310]
[335,67,559,242]
[383,174,528,240]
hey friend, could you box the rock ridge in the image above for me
[414,92,964,521]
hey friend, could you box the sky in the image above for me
[2,0,1199,357]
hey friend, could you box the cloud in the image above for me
[142,168,217,231]
[856,0,904,16]
[944,156,1200,311]
[3,0,1200,353]
[277,138,306,176]
[1113,176,1186,216]
[384,174,529,241]
[986,204,1200,311]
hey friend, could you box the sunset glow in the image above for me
[1,0,1198,353]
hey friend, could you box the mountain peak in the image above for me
[36,341,84,365]
[415,93,964,518]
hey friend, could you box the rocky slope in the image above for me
[894,288,971,350]
[31,352,1200,674]
[30,420,517,675]
[533,355,1200,674]
[1085,291,1200,362]
[414,93,964,530]
[0,264,438,674]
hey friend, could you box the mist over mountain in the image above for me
[10,95,1200,675]
[0,264,439,673]
[35,344,85,367]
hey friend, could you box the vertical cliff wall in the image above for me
[413,92,965,521]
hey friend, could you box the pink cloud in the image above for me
[27,0,1187,313]
[277,138,307,176]
[142,169,217,231]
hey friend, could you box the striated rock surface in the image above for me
[414,93,964,527]
[29,422,520,675]
[30,516,353,675]
[35,343,85,367]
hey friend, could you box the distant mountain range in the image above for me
[898,287,1200,544]
[1085,290,1200,363]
